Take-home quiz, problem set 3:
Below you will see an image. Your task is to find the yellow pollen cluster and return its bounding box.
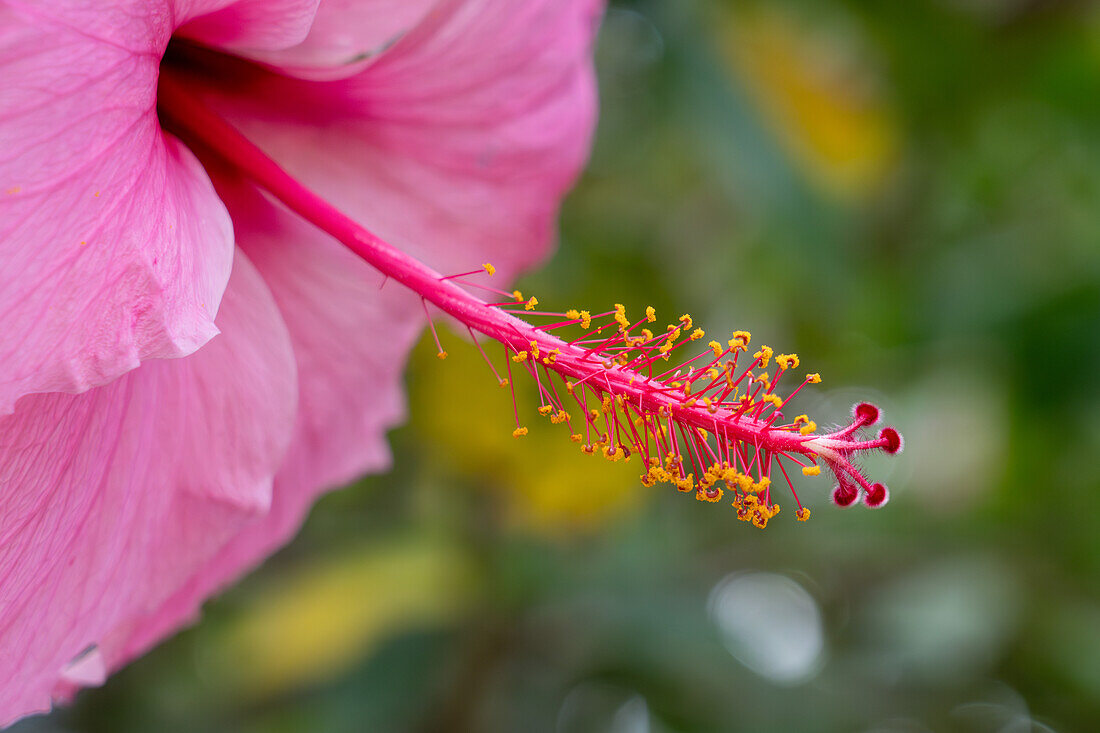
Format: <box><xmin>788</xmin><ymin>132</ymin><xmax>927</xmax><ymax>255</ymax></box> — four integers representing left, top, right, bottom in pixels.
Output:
<box><xmin>614</xmin><ymin>303</ymin><xmax>630</xmax><ymax>329</ymax></box>
<box><xmin>776</xmin><ymin>353</ymin><xmax>799</xmax><ymax>370</ymax></box>
<box><xmin>426</xmin><ymin>291</ymin><xmax>840</xmax><ymax>530</ymax></box>
<box><xmin>734</xmin><ymin>493</ymin><xmax>781</xmax><ymax>529</ymax></box>
<box><xmin>793</xmin><ymin>414</ymin><xmax>817</xmax><ymax>435</ymax></box>
<box><xmin>482</xmin><ymin>262</ymin><xmax>496</xmax><ymax>276</ymax></box>
<box><xmin>659</xmin><ymin>328</ymin><xmax>681</xmax><ymax>357</ymax></box>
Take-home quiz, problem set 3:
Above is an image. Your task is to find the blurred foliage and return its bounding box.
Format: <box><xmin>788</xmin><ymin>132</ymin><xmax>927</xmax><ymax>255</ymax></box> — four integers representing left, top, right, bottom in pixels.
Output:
<box><xmin>20</xmin><ymin>0</ymin><xmax>1100</xmax><ymax>731</ymax></box>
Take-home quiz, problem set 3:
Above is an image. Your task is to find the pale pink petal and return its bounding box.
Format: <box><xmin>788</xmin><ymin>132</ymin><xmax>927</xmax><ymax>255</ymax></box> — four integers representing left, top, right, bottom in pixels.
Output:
<box><xmin>111</xmin><ymin>0</ymin><xmax>601</xmax><ymax>668</ymax></box>
<box><xmin>242</xmin><ymin>0</ymin><xmax>439</xmax><ymax>79</ymax></box>
<box><xmin>0</xmin><ymin>251</ymin><xmax>297</xmax><ymax>725</ymax></box>
<box><xmin>175</xmin><ymin>0</ymin><xmax>321</xmax><ymax>52</ymax></box>
<box><xmin>103</xmin><ymin>179</ymin><xmax>423</xmax><ymax>669</ymax></box>
<box><xmin>0</xmin><ymin>4</ymin><xmax>232</xmax><ymax>414</ymax></box>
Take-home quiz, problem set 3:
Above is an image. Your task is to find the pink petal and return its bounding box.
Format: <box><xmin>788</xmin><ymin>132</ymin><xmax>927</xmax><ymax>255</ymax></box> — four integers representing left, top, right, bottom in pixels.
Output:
<box><xmin>103</xmin><ymin>179</ymin><xmax>424</xmax><ymax>671</ymax></box>
<box><xmin>110</xmin><ymin>0</ymin><xmax>601</xmax><ymax>672</ymax></box>
<box><xmin>176</xmin><ymin>0</ymin><xmax>321</xmax><ymax>52</ymax></box>
<box><xmin>0</xmin><ymin>4</ymin><xmax>233</xmax><ymax>414</ymax></box>
<box><xmin>240</xmin><ymin>0</ymin><xmax>439</xmax><ymax>79</ymax></box>
<box><xmin>0</xmin><ymin>251</ymin><xmax>297</xmax><ymax>725</ymax></box>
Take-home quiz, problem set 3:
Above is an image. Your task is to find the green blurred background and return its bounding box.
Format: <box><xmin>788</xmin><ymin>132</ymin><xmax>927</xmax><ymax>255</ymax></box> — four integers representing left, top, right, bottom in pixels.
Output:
<box><xmin>18</xmin><ymin>0</ymin><xmax>1100</xmax><ymax>730</ymax></box>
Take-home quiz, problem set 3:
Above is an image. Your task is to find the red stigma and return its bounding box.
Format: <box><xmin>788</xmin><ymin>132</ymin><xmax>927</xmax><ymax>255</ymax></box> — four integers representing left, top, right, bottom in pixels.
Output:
<box><xmin>863</xmin><ymin>483</ymin><xmax>889</xmax><ymax>508</ymax></box>
<box><xmin>854</xmin><ymin>402</ymin><xmax>880</xmax><ymax>426</ymax></box>
<box><xmin>832</xmin><ymin>484</ymin><xmax>859</xmax><ymax>507</ymax></box>
<box><xmin>879</xmin><ymin>427</ymin><xmax>902</xmax><ymax>454</ymax></box>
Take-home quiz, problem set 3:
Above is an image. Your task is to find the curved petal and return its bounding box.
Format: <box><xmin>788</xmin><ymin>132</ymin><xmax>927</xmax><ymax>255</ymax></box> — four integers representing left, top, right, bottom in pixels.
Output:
<box><xmin>114</xmin><ymin>0</ymin><xmax>602</xmax><ymax>669</ymax></box>
<box><xmin>0</xmin><ymin>4</ymin><xmax>233</xmax><ymax>414</ymax></box>
<box><xmin>175</xmin><ymin>0</ymin><xmax>321</xmax><ymax>52</ymax></box>
<box><xmin>187</xmin><ymin>0</ymin><xmax>601</xmax><ymax>279</ymax></box>
<box><xmin>102</xmin><ymin>178</ymin><xmax>424</xmax><ymax>671</ymax></box>
<box><xmin>0</xmin><ymin>251</ymin><xmax>297</xmax><ymax>725</ymax></box>
<box><xmin>241</xmin><ymin>0</ymin><xmax>440</xmax><ymax>79</ymax></box>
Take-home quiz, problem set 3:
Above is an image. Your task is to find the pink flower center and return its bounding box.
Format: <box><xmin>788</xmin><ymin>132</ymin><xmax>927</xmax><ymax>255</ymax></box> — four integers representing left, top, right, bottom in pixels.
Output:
<box><xmin>155</xmin><ymin>43</ymin><xmax>901</xmax><ymax>528</ymax></box>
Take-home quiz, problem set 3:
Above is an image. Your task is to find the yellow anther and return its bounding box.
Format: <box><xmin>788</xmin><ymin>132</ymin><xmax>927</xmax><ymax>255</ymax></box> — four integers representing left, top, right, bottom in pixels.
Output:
<box><xmin>512</xmin><ymin>427</ymin><xmax>528</xmax><ymax>438</ymax></box>
<box><xmin>807</xmin><ymin>373</ymin><xmax>822</xmax><ymax>384</ymax></box>
<box><xmin>753</xmin><ymin>345</ymin><xmax>773</xmax><ymax>367</ymax></box>
<box><xmin>529</xmin><ymin>341</ymin><xmax>540</xmax><ymax>359</ymax></box>
<box><xmin>538</xmin><ymin>405</ymin><xmax>554</xmax><ymax>416</ymax></box>
<box><xmin>525</xmin><ymin>296</ymin><xmax>538</xmax><ymax>311</ymax></box>
<box><xmin>589</xmin><ymin>409</ymin><xmax>600</xmax><ymax>421</ymax></box>
<box><xmin>730</xmin><ymin>330</ymin><xmax>751</xmax><ymax>349</ymax></box>
<box><xmin>602</xmin><ymin>445</ymin><xmax>624</xmax><ymax>462</ymax></box>
<box><xmin>752</xmin><ymin>477</ymin><xmax>771</xmax><ymax>494</ymax></box>
<box><xmin>641</xmin><ymin>328</ymin><xmax>653</xmax><ymax>341</ymax></box>
<box><xmin>512</xmin><ymin>290</ymin><xmax>524</xmax><ymax>302</ymax></box>
<box><xmin>601</xmin><ymin>395</ymin><xmax>612</xmax><ymax>411</ymax></box>
<box><xmin>697</xmin><ymin>487</ymin><xmax>724</xmax><ymax>503</ymax></box>
<box><xmin>511</xmin><ymin>351</ymin><xmax>528</xmax><ymax>363</ymax></box>
<box><xmin>566</xmin><ymin>308</ymin><xmax>580</xmax><ymax>320</ymax></box>
<box><xmin>754</xmin><ymin>372</ymin><xmax>771</xmax><ymax>388</ymax></box>
<box><xmin>580</xmin><ymin>444</ymin><xmax>596</xmax><ymax>455</ymax></box>
<box><xmin>645</xmin><ymin>306</ymin><xmax>656</xmax><ymax>322</ymax></box>
<box><xmin>565</xmin><ymin>381</ymin><xmax>575</xmax><ymax>394</ymax></box>
<box><xmin>580</xmin><ymin>310</ymin><xmax>592</xmax><ymax>329</ymax></box>
<box><xmin>708</xmin><ymin>340</ymin><xmax>724</xmax><ymax>358</ymax></box>
<box><xmin>802</xmin><ymin>465</ymin><xmax>821</xmax><ymax>476</ymax></box>
<box><xmin>776</xmin><ymin>353</ymin><xmax>799</xmax><ymax>370</ymax></box>
<box><xmin>551</xmin><ymin>410</ymin><xmax>569</xmax><ymax>424</ymax></box>
<box><xmin>793</xmin><ymin>414</ymin><xmax>811</xmax><ymax>427</ymax></box>
<box><xmin>762</xmin><ymin>393</ymin><xmax>783</xmax><ymax>409</ymax></box>
<box><xmin>796</xmin><ymin>507</ymin><xmax>811</xmax><ymax>522</ymax></box>
<box><xmin>498</xmin><ymin>378</ymin><xmax>509</xmax><ymax>388</ymax></box>
<box><xmin>436</xmin><ymin>351</ymin><xmax>448</xmax><ymax>360</ymax></box>
<box><xmin>679</xmin><ymin>314</ymin><xmax>693</xmax><ymax>330</ymax></box>
<box><xmin>570</xmin><ymin>433</ymin><xmax>583</xmax><ymax>443</ymax></box>
<box><xmin>614</xmin><ymin>303</ymin><xmax>630</xmax><ymax>329</ymax></box>
<box><xmin>799</xmin><ymin>420</ymin><xmax>818</xmax><ymax>436</ymax></box>
<box><xmin>482</xmin><ymin>262</ymin><xmax>496</xmax><ymax>276</ymax></box>
<box><xmin>690</xmin><ymin>328</ymin><xmax>705</xmax><ymax>341</ymax></box>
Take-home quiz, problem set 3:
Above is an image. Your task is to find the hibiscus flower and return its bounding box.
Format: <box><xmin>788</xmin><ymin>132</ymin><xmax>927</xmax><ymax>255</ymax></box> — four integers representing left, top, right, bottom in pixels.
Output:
<box><xmin>0</xmin><ymin>0</ymin><xmax>601</xmax><ymax>723</ymax></box>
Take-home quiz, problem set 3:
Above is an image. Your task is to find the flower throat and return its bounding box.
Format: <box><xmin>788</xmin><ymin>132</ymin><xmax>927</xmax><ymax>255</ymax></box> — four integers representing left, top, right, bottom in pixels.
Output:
<box><xmin>157</xmin><ymin>70</ymin><xmax>901</xmax><ymax>529</ymax></box>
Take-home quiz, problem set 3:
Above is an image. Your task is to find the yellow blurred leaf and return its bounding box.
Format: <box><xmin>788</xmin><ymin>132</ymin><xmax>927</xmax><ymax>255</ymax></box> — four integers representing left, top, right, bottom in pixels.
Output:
<box><xmin>720</xmin><ymin>5</ymin><xmax>899</xmax><ymax>199</ymax></box>
<box><xmin>206</xmin><ymin>533</ymin><xmax>476</xmax><ymax>698</ymax></box>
